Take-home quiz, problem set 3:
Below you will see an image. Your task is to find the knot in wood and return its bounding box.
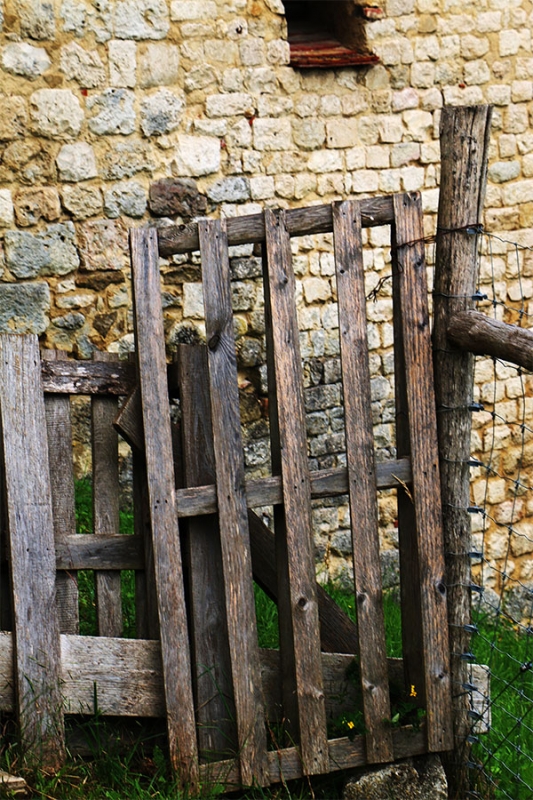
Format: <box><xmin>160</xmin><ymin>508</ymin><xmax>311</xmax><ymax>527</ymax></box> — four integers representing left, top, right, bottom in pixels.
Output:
<box><xmin>208</xmin><ymin>333</ymin><xmax>221</xmax><ymax>351</ymax></box>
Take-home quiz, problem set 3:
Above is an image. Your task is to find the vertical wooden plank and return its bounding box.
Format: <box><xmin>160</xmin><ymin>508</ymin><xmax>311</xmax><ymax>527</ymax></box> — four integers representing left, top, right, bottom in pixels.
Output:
<box><xmin>391</xmin><ymin>224</ymin><xmax>427</xmax><ymax>713</ymax></box>
<box><xmin>129</xmin><ymin>228</ymin><xmax>198</xmax><ymax>785</ymax></box>
<box><xmin>0</xmin><ymin>334</ymin><xmax>65</xmax><ymax>767</ymax></box>
<box><xmin>263</xmin><ymin>209</ymin><xmax>328</xmax><ymax>775</ymax></box>
<box><xmin>198</xmin><ymin>219</ymin><xmax>268</xmax><ymax>787</ymax></box>
<box><xmin>332</xmin><ymin>200</ymin><xmax>393</xmax><ymax>763</ymax></box>
<box><xmin>92</xmin><ymin>351</ymin><xmax>122</xmax><ymax>638</ymax></box>
<box><xmin>177</xmin><ymin>344</ymin><xmax>237</xmax><ymax>762</ymax></box>
<box><xmin>392</xmin><ymin>192</ymin><xmax>453</xmax><ymax>752</ymax></box>
<box><xmin>433</xmin><ymin>104</ymin><xmax>492</xmax><ymax>796</ymax></box>
<box><xmin>43</xmin><ymin>350</ymin><xmax>79</xmax><ymax>635</ymax></box>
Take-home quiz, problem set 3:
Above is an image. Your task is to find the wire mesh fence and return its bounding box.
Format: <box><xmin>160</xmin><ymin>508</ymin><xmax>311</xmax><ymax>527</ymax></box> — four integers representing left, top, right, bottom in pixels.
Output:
<box><xmin>458</xmin><ymin>230</ymin><xmax>533</xmax><ymax>800</ymax></box>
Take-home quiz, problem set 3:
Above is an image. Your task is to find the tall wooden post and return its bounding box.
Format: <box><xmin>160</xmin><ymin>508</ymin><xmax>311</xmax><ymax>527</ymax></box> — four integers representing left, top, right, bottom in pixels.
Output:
<box><xmin>433</xmin><ymin>105</ymin><xmax>492</xmax><ymax>794</ymax></box>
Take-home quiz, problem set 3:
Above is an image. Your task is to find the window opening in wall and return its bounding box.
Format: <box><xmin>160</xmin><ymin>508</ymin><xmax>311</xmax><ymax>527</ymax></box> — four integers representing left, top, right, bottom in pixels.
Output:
<box><xmin>284</xmin><ymin>1</ymin><xmax>380</xmax><ymax>69</ymax></box>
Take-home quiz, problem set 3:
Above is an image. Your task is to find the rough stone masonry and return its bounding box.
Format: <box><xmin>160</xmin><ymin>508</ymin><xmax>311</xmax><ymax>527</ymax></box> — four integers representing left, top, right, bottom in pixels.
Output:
<box><xmin>1</xmin><ymin>0</ymin><xmax>533</xmax><ymax>599</ymax></box>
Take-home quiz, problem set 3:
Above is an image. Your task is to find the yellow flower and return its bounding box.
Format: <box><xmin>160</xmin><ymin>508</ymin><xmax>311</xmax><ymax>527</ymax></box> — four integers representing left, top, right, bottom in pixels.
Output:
<box><xmin>410</xmin><ymin>685</ymin><xmax>417</xmax><ymax>698</ymax></box>
<box><xmin>346</xmin><ymin>720</ymin><xmax>355</xmax><ymax>729</ymax></box>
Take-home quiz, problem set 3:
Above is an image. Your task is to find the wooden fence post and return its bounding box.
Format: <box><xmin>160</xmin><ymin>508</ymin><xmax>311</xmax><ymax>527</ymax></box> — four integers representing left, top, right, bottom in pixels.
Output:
<box><xmin>432</xmin><ymin>104</ymin><xmax>492</xmax><ymax>794</ymax></box>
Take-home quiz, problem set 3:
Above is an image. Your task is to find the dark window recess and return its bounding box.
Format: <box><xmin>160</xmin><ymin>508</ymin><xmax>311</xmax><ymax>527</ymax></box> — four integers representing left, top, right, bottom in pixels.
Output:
<box><xmin>284</xmin><ymin>1</ymin><xmax>380</xmax><ymax>69</ymax></box>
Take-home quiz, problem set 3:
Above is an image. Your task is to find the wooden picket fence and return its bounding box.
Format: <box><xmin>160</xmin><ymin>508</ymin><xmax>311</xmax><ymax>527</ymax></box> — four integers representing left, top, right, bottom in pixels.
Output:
<box><xmin>0</xmin><ymin>192</ymin><xmax>453</xmax><ymax>790</ymax></box>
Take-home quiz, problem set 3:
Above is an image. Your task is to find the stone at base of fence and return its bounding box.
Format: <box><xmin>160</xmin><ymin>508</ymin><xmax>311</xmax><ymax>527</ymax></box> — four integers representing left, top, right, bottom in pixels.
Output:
<box><xmin>343</xmin><ymin>754</ymin><xmax>447</xmax><ymax>800</ymax></box>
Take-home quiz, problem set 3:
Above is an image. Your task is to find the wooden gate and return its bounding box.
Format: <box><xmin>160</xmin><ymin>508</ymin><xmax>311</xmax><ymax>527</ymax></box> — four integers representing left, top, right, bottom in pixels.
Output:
<box><xmin>0</xmin><ymin>192</ymin><xmax>452</xmax><ymax>790</ymax></box>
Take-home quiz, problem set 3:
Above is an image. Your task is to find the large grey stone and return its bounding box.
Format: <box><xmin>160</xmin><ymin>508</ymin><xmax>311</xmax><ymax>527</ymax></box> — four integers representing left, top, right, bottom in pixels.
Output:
<box><xmin>60</xmin><ymin>41</ymin><xmax>105</xmax><ymax>87</ymax></box>
<box><xmin>87</xmin><ymin>89</ymin><xmax>136</xmax><ymax>135</ymax></box>
<box><xmin>5</xmin><ymin>223</ymin><xmax>79</xmax><ymax>278</ymax></box>
<box><xmin>59</xmin><ymin>0</ymin><xmax>87</xmax><ymax>36</ymax></box>
<box><xmin>61</xmin><ymin>185</ymin><xmax>103</xmax><ymax>219</ymax></box>
<box><xmin>140</xmin><ymin>89</ymin><xmax>184</xmax><ymax>136</ymax></box>
<box><xmin>113</xmin><ymin>0</ymin><xmax>169</xmax><ymax>40</ymax></box>
<box><xmin>30</xmin><ymin>89</ymin><xmax>84</xmax><ymax>139</ymax></box>
<box><xmin>206</xmin><ymin>177</ymin><xmax>250</xmax><ymax>203</ymax></box>
<box><xmin>56</xmin><ymin>142</ymin><xmax>98</xmax><ymax>182</ymax></box>
<box><xmin>343</xmin><ymin>756</ymin><xmax>447</xmax><ymax>800</ymax></box>
<box><xmin>101</xmin><ymin>140</ymin><xmax>154</xmax><ymax>180</ymax></box>
<box><xmin>104</xmin><ymin>180</ymin><xmax>147</xmax><ymax>218</ymax></box>
<box><xmin>19</xmin><ymin>0</ymin><xmax>56</xmax><ymax>40</ymax></box>
<box><xmin>1</xmin><ymin>42</ymin><xmax>51</xmax><ymax>79</ymax></box>
<box><xmin>0</xmin><ymin>283</ymin><xmax>50</xmax><ymax>334</ymax></box>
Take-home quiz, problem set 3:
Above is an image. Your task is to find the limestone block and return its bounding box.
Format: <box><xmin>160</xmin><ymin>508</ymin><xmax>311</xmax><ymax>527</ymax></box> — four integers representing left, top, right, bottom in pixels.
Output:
<box><xmin>391</xmin><ymin>142</ymin><xmax>420</xmax><ymax>167</ymax></box>
<box><xmin>266</xmin><ymin>39</ymin><xmax>290</xmax><ymax>65</ymax></box>
<box><xmin>78</xmin><ymin>218</ymin><xmax>129</xmax><ymax>271</ymax></box>
<box><xmin>60</xmin><ymin>41</ymin><xmax>105</xmax><ymax>87</ymax></box>
<box><xmin>231</xmin><ymin>282</ymin><xmax>256</xmax><ymax>311</ymax></box>
<box><xmin>512</xmin><ymin>80</ymin><xmax>533</xmax><ymax>103</ymax></box>
<box><xmin>403</xmin><ymin>109</ymin><xmax>433</xmax><ymax>142</ymax></box>
<box><xmin>149</xmin><ymin>178</ymin><xmax>207</xmax><ymax>219</ymax></box>
<box><xmin>207</xmin><ymin>177</ymin><xmax>249</xmax><ymax>203</ymax></box>
<box><xmin>411</xmin><ymin>61</ymin><xmax>435</xmax><ymax>88</ymax></box>
<box><xmin>109</xmin><ymin>40</ymin><xmax>136</xmax><ymax>88</ymax></box>
<box><xmin>295</xmin><ymin>94</ymin><xmax>319</xmax><ymax>118</ymax></box>
<box><xmin>386</xmin><ymin>0</ymin><xmax>415</xmax><ymax>16</ymax></box>
<box><xmin>500</xmin><ymin>29</ymin><xmax>520</xmax><ymax>58</ymax></box>
<box><xmin>206</xmin><ymin>93</ymin><xmax>255</xmax><ymax>118</ymax></box>
<box><xmin>326</xmin><ymin>119</ymin><xmax>358</xmax><ymax>149</ymax></box>
<box><xmin>56</xmin><ymin>292</ymin><xmax>94</xmax><ymax>309</ymax></box>
<box><xmin>461</xmin><ymin>34</ymin><xmax>489</xmax><ymax>60</ymax></box>
<box><xmin>366</xmin><ymin>146</ymin><xmax>390</xmax><ymax>169</ymax></box>
<box><xmin>59</xmin><ymin>0</ymin><xmax>87</xmax><ymax>36</ymax></box>
<box><xmin>274</xmin><ymin>174</ymin><xmax>294</xmax><ymax>198</ymax></box>
<box><xmin>303</xmin><ymin>278</ymin><xmax>331</xmax><ymax>304</ymax></box>
<box><xmin>19</xmin><ymin>0</ymin><xmax>56</xmax><ymax>40</ymax></box>
<box><xmin>104</xmin><ymin>181</ymin><xmax>147</xmax><ymax>218</ymax></box>
<box><xmin>352</xmin><ymin>169</ymin><xmax>379</xmax><ymax>193</ymax></box>
<box><xmin>292</xmin><ymin>119</ymin><xmax>325</xmax><ymax>150</ymax></box>
<box><xmin>56</xmin><ymin>142</ymin><xmax>98</xmax><ymax>181</ymax></box>
<box><xmin>88</xmin><ymin>89</ymin><xmax>136</xmax><ymax>135</ymax></box>
<box><xmin>487</xmin><ymin>84</ymin><xmax>511</xmax><ymax>106</ymax></box>
<box><xmin>227</xmin><ymin>118</ymin><xmax>252</xmax><ymax>148</ymax></box>
<box><xmin>239</xmin><ymin>37</ymin><xmax>266</xmax><ymax>66</ymax></box>
<box><xmin>53</xmin><ymin>311</ymin><xmax>86</xmax><ymax>329</ymax></box>
<box><xmin>0</xmin><ymin>97</ymin><xmax>27</xmax><ymax>141</ymax></box>
<box><xmin>172</xmin><ymin>134</ymin><xmax>220</xmax><ymax>176</ymax></box>
<box><xmin>477</xmin><ymin>11</ymin><xmax>502</xmax><ymax>33</ymax></box>
<box><xmin>114</xmin><ymin>0</ymin><xmax>169</xmax><ymax>39</ymax></box>
<box><xmin>184</xmin><ymin>64</ymin><xmax>217</xmax><ymax>92</ymax></box>
<box><xmin>1</xmin><ymin>42</ymin><xmax>51</xmax><ymax>80</ymax></box>
<box><xmin>101</xmin><ymin>140</ymin><xmax>154</xmax><ymax>180</ymax></box>
<box><xmin>139</xmin><ymin>44</ymin><xmax>180</xmax><ymax>87</ymax></box>
<box><xmin>504</xmin><ymin>104</ymin><xmax>529</xmax><ymax>135</ymax></box>
<box><xmin>244</xmin><ymin>67</ymin><xmax>278</xmax><ymax>94</ymax></box>
<box><xmin>253</xmin><ymin>118</ymin><xmax>292</xmax><ymax>151</ymax></box>
<box><xmin>170</xmin><ymin>1</ymin><xmax>217</xmax><ymax>21</ymax></box>
<box><xmin>140</xmin><ymin>89</ymin><xmax>184</xmax><ymax>136</ymax></box>
<box><xmin>0</xmin><ymin>283</ymin><xmax>50</xmax><ymax>334</ymax></box>
<box><xmin>392</xmin><ymin>87</ymin><xmax>419</xmax><ymax>112</ymax></box>
<box><xmin>0</xmin><ymin>191</ymin><xmax>14</xmax><ymax>227</ymax></box>
<box><xmin>14</xmin><ymin>186</ymin><xmax>61</xmax><ymax>226</ymax></box>
<box><xmin>378</xmin><ymin>115</ymin><xmax>403</xmax><ymax>143</ymax></box>
<box><xmin>30</xmin><ymin>89</ymin><xmax>84</xmax><ymax>139</ymax></box>
<box><xmin>256</xmin><ymin>95</ymin><xmax>293</xmax><ymax>117</ymax></box>
<box><xmin>464</xmin><ymin>59</ymin><xmax>491</xmax><ymax>85</ymax></box>
<box><xmin>379</xmin><ymin>169</ymin><xmax>401</xmax><ymax>193</ymax></box>
<box><xmin>183</xmin><ymin>282</ymin><xmax>204</xmax><ymax>318</ymax></box>
<box><xmin>61</xmin><ymin>185</ymin><xmax>103</xmax><ymax>219</ymax></box>
<box><xmin>346</xmin><ymin>147</ymin><xmax>366</xmax><ymax>170</ymax></box>
<box><xmin>414</xmin><ymin>34</ymin><xmax>440</xmax><ymax>62</ymax></box>
<box><xmin>488</xmin><ymin>161</ymin><xmax>521</xmax><ymax>183</ymax></box>
<box><xmin>5</xmin><ymin>223</ymin><xmax>79</xmax><ymax>278</ymax></box>
<box><xmin>400</xmin><ymin>166</ymin><xmax>425</xmax><ymax>191</ymax></box>
<box><xmin>308</xmin><ymin>150</ymin><xmax>343</xmax><ymax>173</ymax></box>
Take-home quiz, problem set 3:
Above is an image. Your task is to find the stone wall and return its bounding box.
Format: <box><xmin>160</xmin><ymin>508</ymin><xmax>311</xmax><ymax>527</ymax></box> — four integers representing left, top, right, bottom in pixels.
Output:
<box><xmin>0</xmin><ymin>0</ymin><xmax>532</xmax><ymax>594</ymax></box>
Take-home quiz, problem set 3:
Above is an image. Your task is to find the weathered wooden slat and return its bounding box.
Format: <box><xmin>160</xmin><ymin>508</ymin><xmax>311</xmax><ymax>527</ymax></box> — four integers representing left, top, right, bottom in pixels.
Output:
<box><xmin>199</xmin><ymin>218</ymin><xmax>268</xmax><ymax>786</ymax></box>
<box><xmin>158</xmin><ymin>196</ymin><xmax>394</xmax><ymax>256</ymax></box>
<box><xmin>333</xmin><ymin>200</ymin><xmax>393</xmax><ymax>763</ymax></box>
<box><xmin>264</xmin><ymin>208</ymin><xmax>328</xmax><ymax>775</ymax></box>
<box><xmin>92</xmin><ymin>351</ymin><xmax>123</xmax><ymax>638</ymax></box>
<box><xmin>392</xmin><ymin>221</ymin><xmax>427</xmax><ymax>714</ymax></box>
<box><xmin>392</xmin><ymin>193</ymin><xmax>453</xmax><ymax>752</ymax></box>
<box><xmin>176</xmin><ymin>459</ymin><xmax>410</xmax><ymax>518</ymax></box>
<box><xmin>0</xmin><ymin>335</ymin><xmax>65</xmax><ymax>767</ymax></box>
<box><xmin>0</xmin><ymin>631</ymin><xmax>406</xmax><ymax>724</ymax></box>
<box><xmin>132</xmin><ymin>448</ymin><xmax>160</xmax><ymax>640</ymax></box>
<box><xmin>41</xmin><ymin>358</ymin><xmax>136</xmax><ymax>395</ymax></box>
<box><xmin>202</xmin><ymin>728</ymin><xmax>426</xmax><ymax>790</ymax></box>
<box><xmin>447</xmin><ymin>309</ymin><xmax>533</xmax><ymax>370</ymax></box>
<box><xmin>130</xmin><ymin>227</ymin><xmax>198</xmax><ymax>784</ymax></box>
<box><xmin>43</xmin><ymin>350</ymin><xmax>79</xmax><ymax>635</ymax></box>
<box><xmin>55</xmin><ymin>534</ymin><xmax>143</xmax><ymax>570</ymax></box>
<box><xmin>178</xmin><ymin>344</ymin><xmax>237</xmax><ymax>761</ymax></box>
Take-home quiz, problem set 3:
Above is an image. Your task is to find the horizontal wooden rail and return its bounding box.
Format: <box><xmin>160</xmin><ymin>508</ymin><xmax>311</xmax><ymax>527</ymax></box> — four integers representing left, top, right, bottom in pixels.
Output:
<box><xmin>447</xmin><ymin>310</ymin><xmax>533</xmax><ymax>371</ymax></box>
<box><xmin>158</xmin><ymin>196</ymin><xmax>394</xmax><ymax>257</ymax></box>
<box><xmin>55</xmin><ymin>458</ymin><xmax>411</xmax><ymax>571</ymax></box>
